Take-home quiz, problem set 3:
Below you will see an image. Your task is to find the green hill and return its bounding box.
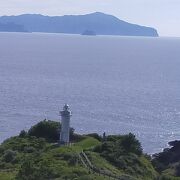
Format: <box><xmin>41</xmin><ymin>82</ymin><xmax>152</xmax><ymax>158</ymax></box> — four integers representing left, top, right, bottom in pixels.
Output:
<box><xmin>0</xmin><ymin>120</ymin><xmax>158</xmax><ymax>180</ymax></box>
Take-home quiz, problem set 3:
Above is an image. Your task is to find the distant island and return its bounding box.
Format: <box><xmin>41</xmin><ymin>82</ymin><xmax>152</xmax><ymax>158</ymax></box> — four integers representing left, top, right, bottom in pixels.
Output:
<box><xmin>0</xmin><ymin>12</ymin><xmax>158</xmax><ymax>37</ymax></box>
<box><xmin>81</xmin><ymin>30</ymin><xmax>96</xmax><ymax>36</ymax></box>
<box><xmin>0</xmin><ymin>22</ymin><xmax>27</xmax><ymax>32</ymax></box>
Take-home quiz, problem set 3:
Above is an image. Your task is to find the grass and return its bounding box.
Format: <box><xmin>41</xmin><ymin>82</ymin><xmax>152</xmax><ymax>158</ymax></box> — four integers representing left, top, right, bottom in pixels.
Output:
<box><xmin>0</xmin><ymin>134</ymin><xmax>158</xmax><ymax>180</ymax></box>
<box><xmin>0</xmin><ymin>172</ymin><xmax>16</xmax><ymax>180</ymax></box>
<box><xmin>74</xmin><ymin>136</ymin><xmax>101</xmax><ymax>150</ymax></box>
<box><xmin>0</xmin><ymin>135</ymin><xmax>104</xmax><ymax>179</ymax></box>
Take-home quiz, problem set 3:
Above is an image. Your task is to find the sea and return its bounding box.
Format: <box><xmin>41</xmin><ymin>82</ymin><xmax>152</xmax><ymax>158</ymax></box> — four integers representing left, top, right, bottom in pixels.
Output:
<box><xmin>0</xmin><ymin>32</ymin><xmax>180</xmax><ymax>154</ymax></box>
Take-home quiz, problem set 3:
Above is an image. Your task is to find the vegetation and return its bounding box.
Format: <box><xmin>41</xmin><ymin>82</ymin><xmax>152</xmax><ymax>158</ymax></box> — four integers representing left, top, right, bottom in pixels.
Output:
<box><xmin>1</xmin><ymin>119</ymin><xmax>180</xmax><ymax>179</ymax></box>
<box><xmin>27</xmin><ymin>120</ymin><xmax>81</xmax><ymax>143</ymax></box>
<box><xmin>93</xmin><ymin>133</ymin><xmax>157</xmax><ymax>179</ymax></box>
<box><xmin>153</xmin><ymin>140</ymin><xmax>180</xmax><ymax>179</ymax></box>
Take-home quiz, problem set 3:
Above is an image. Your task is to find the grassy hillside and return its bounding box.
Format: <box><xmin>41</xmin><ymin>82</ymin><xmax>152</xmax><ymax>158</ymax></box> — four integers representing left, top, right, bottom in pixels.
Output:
<box><xmin>0</xmin><ymin>120</ymin><xmax>158</xmax><ymax>180</ymax></box>
<box><xmin>0</xmin><ymin>135</ymin><xmax>104</xmax><ymax>180</ymax></box>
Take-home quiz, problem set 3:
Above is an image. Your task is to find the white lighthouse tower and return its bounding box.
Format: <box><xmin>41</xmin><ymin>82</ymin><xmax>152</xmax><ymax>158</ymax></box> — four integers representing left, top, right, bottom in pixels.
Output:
<box><xmin>60</xmin><ymin>104</ymin><xmax>72</xmax><ymax>145</ymax></box>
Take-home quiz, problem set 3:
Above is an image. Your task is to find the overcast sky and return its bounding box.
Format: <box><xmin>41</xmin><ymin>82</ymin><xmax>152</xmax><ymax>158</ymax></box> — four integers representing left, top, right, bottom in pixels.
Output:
<box><xmin>0</xmin><ymin>0</ymin><xmax>180</xmax><ymax>37</ymax></box>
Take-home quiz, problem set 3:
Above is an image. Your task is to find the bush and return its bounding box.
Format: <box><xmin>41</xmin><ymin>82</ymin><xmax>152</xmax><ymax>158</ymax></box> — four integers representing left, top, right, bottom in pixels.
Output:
<box><xmin>93</xmin><ymin>144</ymin><xmax>103</xmax><ymax>153</ymax></box>
<box><xmin>19</xmin><ymin>130</ymin><xmax>28</xmax><ymax>138</ymax></box>
<box><xmin>175</xmin><ymin>163</ymin><xmax>180</xmax><ymax>176</ymax></box>
<box><xmin>2</xmin><ymin>150</ymin><xmax>16</xmax><ymax>163</ymax></box>
<box><xmin>153</xmin><ymin>140</ymin><xmax>180</xmax><ymax>173</ymax></box>
<box><xmin>28</xmin><ymin>120</ymin><xmax>77</xmax><ymax>143</ymax></box>
<box><xmin>93</xmin><ymin>133</ymin><xmax>145</xmax><ymax>175</ymax></box>
<box><xmin>28</xmin><ymin>120</ymin><xmax>60</xmax><ymax>142</ymax></box>
<box><xmin>95</xmin><ymin>133</ymin><xmax>142</xmax><ymax>156</ymax></box>
<box><xmin>16</xmin><ymin>159</ymin><xmax>56</xmax><ymax>180</ymax></box>
<box><xmin>120</xmin><ymin>133</ymin><xmax>142</xmax><ymax>155</ymax></box>
<box><xmin>0</xmin><ymin>146</ymin><xmax>5</xmax><ymax>154</ymax></box>
<box><xmin>24</xmin><ymin>146</ymin><xmax>36</xmax><ymax>153</ymax></box>
<box><xmin>68</xmin><ymin>155</ymin><xmax>79</xmax><ymax>166</ymax></box>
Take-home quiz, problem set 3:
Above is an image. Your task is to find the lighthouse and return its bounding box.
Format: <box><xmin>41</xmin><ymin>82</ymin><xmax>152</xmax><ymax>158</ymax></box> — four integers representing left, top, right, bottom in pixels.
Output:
<box><xmin>60</xmin><ymin>104</ymin><xmax>72</xmax><ymax>145</ymax></box>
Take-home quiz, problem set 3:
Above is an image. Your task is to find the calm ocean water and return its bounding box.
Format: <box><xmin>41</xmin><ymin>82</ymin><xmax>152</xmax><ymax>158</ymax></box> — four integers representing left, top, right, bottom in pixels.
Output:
<box><xmin>0</xmin><ymin>32</ymin><xmax>180</xmax><ymax>153</ymax></box>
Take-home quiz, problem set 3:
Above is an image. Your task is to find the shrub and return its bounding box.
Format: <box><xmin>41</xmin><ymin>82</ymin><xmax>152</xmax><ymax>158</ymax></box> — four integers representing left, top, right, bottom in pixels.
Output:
<box><xmin>24</xmin><ymin>146</ymin><xmax>36</xmax><ymax>153</ymax></box>
<box><xmin>0</xmin><ymin>146</ymin><xmax>5</xmax><ymax>154</ymax></box>
<box><xmin>0</xmin><ymin>162</ymin><xmax>6</xmax><ymax>169</ymax></box>
<box><xmin>28</xmin><ymin>120</ymin><xmax>60</xmax><ymax>142</ymax></box>
<box><xmin>19</xmin><ymin>130</ymin><xmax>28</xmax><ymax>138</ymax></box>
<box><xmin>153</xmin><ymin>140</ymin><xmax>180</xmax><ymax>173</ymax></box>
<box><xmin>95</xmin><ymin>133</ymin><xmax>142</xmax><ymax>156</ymax></box>
<box><xmin>16</xmin><ymin>159</ymin><xmax>56</xmax><ymax>180</ymax></box>
<box><xmin>28</xmin><ymin>120</ymin><xmax>77</xmax><ymax>143</ymax></box>
<box><xmin>70</xmin><ymin>133</ymin><xmax>84</xmax><ymax>142</ymax></box>
<box><xmin>120</xmin><ymin>133</ymin><xmax>142</xmax><ymax>155</ymax></box>
<box><xmin>68</xmin><ymin>155</ymin><xmax>79</xmax><ymax>166</ymax></box>
<box><xmin>93</xmin><ymin>144</ymin><xmax>103</xmax><ymax>153</ymax></box>
<box><xmin>175</xmin><ymin>163</ymin><xmax>180</xmax><ymax>176</ymax></box>
<box><xmin>2</xmin><ymin>150</ymin><xmax>16</xmax><ymax>163</ymax></box>
<box><xmin>93</xmin><ymin>133</ymin><xmax>145</xmax><ymax>175</ymax></box>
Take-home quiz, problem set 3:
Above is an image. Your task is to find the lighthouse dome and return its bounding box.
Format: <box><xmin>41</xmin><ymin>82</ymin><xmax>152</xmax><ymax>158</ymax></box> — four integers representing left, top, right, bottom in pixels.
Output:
<box><xmin>63</xmin><ymin>104</ymin><xmax>69</xmax><ymax>111</ymax></box>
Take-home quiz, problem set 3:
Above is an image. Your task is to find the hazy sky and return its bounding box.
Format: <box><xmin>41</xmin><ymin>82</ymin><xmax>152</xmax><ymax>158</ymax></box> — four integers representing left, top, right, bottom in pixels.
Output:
<box><xmin>0</xmin><ymin>0</ymin><xmax>180</xmax><ymax>37</ymax></box>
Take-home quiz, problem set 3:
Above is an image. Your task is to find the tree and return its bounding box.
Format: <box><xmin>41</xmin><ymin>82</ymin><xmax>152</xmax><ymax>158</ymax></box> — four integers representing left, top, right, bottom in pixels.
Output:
<box><xmin>28</xmin><ymin>120</ymin><xmax>60</xmax><ymax>142</ymax></box>
<box><xmin>28</xmin><ymin>120</ymin><xmax>76</xmax><ymax>142</ymax></box>
<box><xmin>94</xmin><ymin>133</ymin><xmax>143</xmax><ymax>169</ymax></box>
<box><xmin>3</xmin><ymin>149</ymin><xmax>16</xmax><ymax>163</ymax></box>
<box><xmin>120</xmin><ymin>133</ymin><xmax>142</xmax><ymax>155</ymax></box>
<box><xmin>19</xmin><ymin>130</ymin><xmax>28</xmax><ymax>138</ymax></box>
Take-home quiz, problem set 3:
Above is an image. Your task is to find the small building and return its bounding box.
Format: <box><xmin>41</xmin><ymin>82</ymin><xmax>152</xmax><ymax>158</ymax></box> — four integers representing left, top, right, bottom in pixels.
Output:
<box><xmin>59</xmin><ymin>104</ymin><xmax>72</xmax><ymax>145</ymax></box>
